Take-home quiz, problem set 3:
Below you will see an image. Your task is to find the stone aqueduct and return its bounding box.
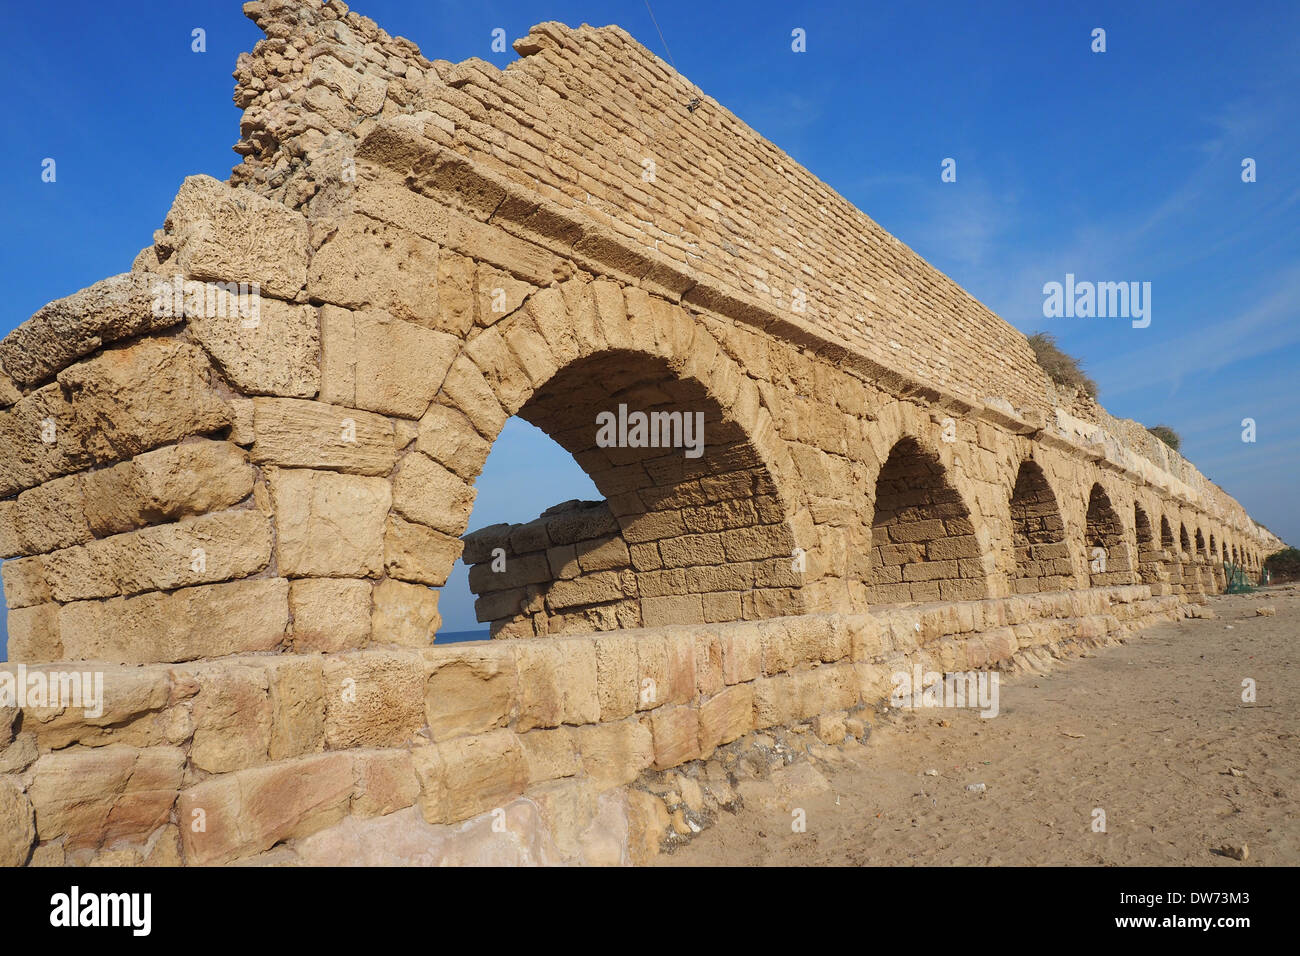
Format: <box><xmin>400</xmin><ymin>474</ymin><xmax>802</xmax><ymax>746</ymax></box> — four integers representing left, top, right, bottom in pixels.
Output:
<box><xmin>0</xmin><ymin>1</ymin><xmax>1282</xmax><ymax>866</ymax></box>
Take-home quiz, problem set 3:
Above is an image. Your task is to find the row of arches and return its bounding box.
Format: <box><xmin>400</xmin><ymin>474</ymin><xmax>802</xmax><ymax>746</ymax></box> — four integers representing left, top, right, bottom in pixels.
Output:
<box><xmin>859</xmin><ymin>442</ymin><xmax>1264</xmax><ymax>608</ymax></box>
<box><xmin>445</xmin><ymin>277</ymin><xmax>1266</xmax><ymax>632</ymax></box>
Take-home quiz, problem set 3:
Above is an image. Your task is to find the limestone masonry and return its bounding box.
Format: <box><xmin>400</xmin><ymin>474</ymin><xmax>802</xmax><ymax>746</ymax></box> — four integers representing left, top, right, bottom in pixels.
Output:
<box><xmin>0</xmin><ymin>0</ymin><xmax>1282</xmax><ymax>866</ymax></box>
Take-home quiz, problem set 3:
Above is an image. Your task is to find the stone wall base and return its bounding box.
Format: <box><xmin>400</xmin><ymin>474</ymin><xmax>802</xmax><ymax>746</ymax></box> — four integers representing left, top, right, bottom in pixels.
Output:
<box><xmin>2</xmin><ymin>584</ymin><xmax>1189</xmax><ymax>867</ymax></box>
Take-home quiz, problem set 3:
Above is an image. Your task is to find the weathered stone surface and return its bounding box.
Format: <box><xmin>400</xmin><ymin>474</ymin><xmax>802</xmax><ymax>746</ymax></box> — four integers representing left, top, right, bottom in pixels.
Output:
<box><xmin>5</xmin><ymin>476</ymin><xmax>91</xmax><ymax>555</ymax></box>
<box><xmin>0</xmin><ymin>272</ymin><xmax>183</xmax><ymax>388</ymax></box>
<box><xmin>0</xmin><ymin>341</ymin><xmax>231</xmax><ymax>498</ymax></box>
<box><xmin>515</xmin><ymin>638</ymin><xmax>600</xmax><ymax>731</ymax></box>
<box><xmin>161</xmin><ymin>174</ymin><xmax>310</xmax><ymax>299</ymax></box>
<box><xmin>435</xmin><ymin>355</ymin><xmax>507</xmax><ymax>439</ymax></box>
<box><xmin>423</xmin><ymin>644</ymin><xmax>515</xmax><ymax>740</ymax></box>
<box><xmin>28</xmin><ymin>745</ymin><xmax>184</xmax><ymax>849</ymax></box>
<box><xmin>414</xmin><ymin>729</ymin><xmax>528</xmax><ymax>824</ymax></box>
<box><xmin>323</xmin><ymin>651</ymin><xmax>427</xmax><ymax>749</ymax></box>
<box><xmin>4</xmin><ymin>663</ymin><xmax>173</xmax><ymax>750</ymax></box>
<box><xmin>0</xmin><ymin>359</ymin><xmax>21</xmax><ymax>408</ymax></box>
<box><xmin>436</xmin><ymin>251</ymin><xmax>477</xmax><ymax>335</ymax></box>
<box><xmin>391</xmin><ymin>451</ymin><xmax>476</xmax><ymax>535</ymax></box>
<box><xmin>6</xmin><ymin>603</ymin><xmax>61</xmax><ymax>661</ymax></box>
<box><xmin>352</xmin><ymin>749</ymin><xmax>421</xmax><ymax>818</ymax></box>
<box><xmin>594</xmin><ymin>632</ymin><xmax>639</xmax><ymax>721</ymax></box>
<box><xmin>572</xmin><ymin>719</ymin><xmax>655</xmax><ymax>788</ymax></box>
<box><xmin>2</xmin><ymin>556</ymin><xmax>50</xmax><ymax>609</ymax></box>
<box><xmin>56</xmin><ymin>339</ymin><xmax>232</xmax><ymax>465</ymax></box>
<box><xmin>186</xmin><ymin>289</ymin><xmax>320</xmax><ymax>397</ymax></box>
<box><xmin>317</xmin><ymin>307</ymin><xmax>458</xmax><ymax>418</ymax></box>
<box><xmin>57</xmin><ymin>578</ymin><xmax>289</xmax><ymax>663</ymax></box>
<box><xmin>0</xmin><ymin>778</ymin><xmax>36</xmax><ymax>867</ymax></box>
<box><xmin>415</xmin><ymin>403</ymin><xmax>491</xmax><ymax>480</ymax></box>
<box><xmin>525</xmin><ymin>777</ymin><xmax>602</xmax><ymax>862</ymax></box>
<box><xmin>42</xmin><ymin>509</ymin><xmax>273</xmax><ymax>600</ymax></box>
<box><xmin>384</xmin><ymin>515</ymin><xmax>463</xmax><ymax>586</ymax></box>
<box><xmin>290</xmin><ymin>578</ymin><xmax>372</xmax><ymax>652</ymax></box>
<box><xmin>649</xmin><ymin>705</ymin><xmax>701</xmax><ymax>769</ymax></box>
<box><xmin>0</xmin><ymin>500</ymin><xmax>18</xmax><ymax>559</ymax></box>
<box><xmin>625</xmin><ymin>788</ymin><xmax>670</xmax><ymax>865</ymax></box>
<box><xmin>178</xmin><ymin>752</ymin><xmax>354</xmax><ymax>864</ymax></box>
<box><xmin>718</xmin><ymin>623</ymin><xmax>763</xmax><ymax>685</ymax></box>
<box><xmin>371</xmin><ymin>578</ymin><xmax>441</xmax><ymax>647</ymax></box>
<box><xmin>81</xmin><ymin>440</ymin><xmax>255</xmax><ymax>537</ymax></box>
<box><xmin>270</xmin><ymin>468</ymin><xmax>391</xmax><ymax>577</ymax></box>
<box><xmin>309</xmin><ymin>216</ymin><xmax>440</xmax><ymax>323</ymax></box>
<box><xmin>190</xmin><ymin>664</ymin><xmax>272</xmax><ymax>773</ymax></box>
<box><xmin>266</xmin><ymin>657</ymin><xmax>326</xmax><ymax>760</ymax></box>
<box><xmin>519</xmin><ymin>726</ymin><xmax>581</xmax><ymax>783</ymax></box>
<box><xmin>698</xmin><ymin>683</ymin><xmax>755</xmax><ymax>753</ymax></box>
<box><xmin>252</xmin><ymin>398</ymin><xmax>397</xmax><ymax>475</ymax></box>
<box><xmin>0</xmin><ymin>386</ymin><xmax>84</xmax><ymax>499</ymax></box>
<box><xmin>476</xmin><ymin>267</ymin><xmax>536</xmax><ymax>328</ymax></box>
<box><xmin>0</xmin><ymin>731</ymin><xmax>37</xmax><ymax>773</ymax></box>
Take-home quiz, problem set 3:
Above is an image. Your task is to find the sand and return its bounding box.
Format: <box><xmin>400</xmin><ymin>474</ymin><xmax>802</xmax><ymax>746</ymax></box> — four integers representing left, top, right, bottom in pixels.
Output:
<box><xmin>656</xmin><ymin>588</ymin><xmax>1299</xmax><ymax>866</ymax></box>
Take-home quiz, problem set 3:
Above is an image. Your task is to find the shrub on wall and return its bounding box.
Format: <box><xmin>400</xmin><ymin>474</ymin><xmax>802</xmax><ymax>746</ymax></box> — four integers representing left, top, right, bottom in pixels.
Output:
<box><xmin>1027</xmin><ymin>332</ymin><xmax>1098</xmax><ymax>398</ymax></box>
<box><xmin>1147</xmin><ymin>424</ymin><xmax>1182</xmax><ymax>452</ymax></box>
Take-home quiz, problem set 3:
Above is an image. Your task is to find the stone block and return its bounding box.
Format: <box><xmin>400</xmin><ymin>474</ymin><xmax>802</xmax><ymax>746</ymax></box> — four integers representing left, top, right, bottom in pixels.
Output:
<box><xmin>270</xmin><ymin>468</ymin><xmax>390</xmax><ymax>578</ymax></box>
<box><xmin>423</xmin><ymin>643</ymin><xmax>516</xmax><ymax>740</ymax></box>
<box><xmin>290</xmin><ymin>578</ymin><xmax>372</xmax><ymax>652</ymax></box>
<box><xmin>163</xmin><ymin>175</ymin><xmax>310</xmax><ymax>299</ymax></box>
<box><xmin>252</xmin><ymin>398</ymin><xmax>397</xmax><ymax>475</ymax></box>
<box><xmin>515</xmin><ymin>638</ymin><xmax>599</xmax><ymax>730</ymax></box>
<box><xmin>370</xmin><ymin>578</ymin><xmax>441</xmax><ymax>647</ymax></box>
<box><xmin>57</xmin><ymin>578</ymin><xmax>288</xmax><ymax>663</ymax></box>
<box><xmin>322</xmin><ymin>651</ymin><xmax>427</xmax><ymax>749</ymax></box>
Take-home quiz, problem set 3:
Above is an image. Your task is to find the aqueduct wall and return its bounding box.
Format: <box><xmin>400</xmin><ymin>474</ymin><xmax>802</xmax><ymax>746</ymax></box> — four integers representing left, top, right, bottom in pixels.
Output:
<box><xmin>0</xmin><ymin>0</ymin><xmax>1282</xmax><ymax>866</ymax></box>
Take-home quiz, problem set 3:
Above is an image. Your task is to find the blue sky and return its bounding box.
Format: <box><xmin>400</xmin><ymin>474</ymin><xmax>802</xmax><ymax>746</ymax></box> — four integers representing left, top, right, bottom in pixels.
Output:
<box><xmin>1</xmin><ymin>0</ymin><xmax>1296</xmax><ymax>646</ymax></box>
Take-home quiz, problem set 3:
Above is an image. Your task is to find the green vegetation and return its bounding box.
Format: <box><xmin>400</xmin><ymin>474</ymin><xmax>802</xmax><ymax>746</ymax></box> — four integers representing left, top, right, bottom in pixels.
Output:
<box><xmin>1263</xmin><ymin>547</ymin><xmax>1300</xmax><ymax>583</ymax></box>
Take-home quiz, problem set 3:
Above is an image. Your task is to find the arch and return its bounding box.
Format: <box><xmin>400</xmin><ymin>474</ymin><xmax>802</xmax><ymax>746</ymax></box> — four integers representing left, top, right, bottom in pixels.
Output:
<box><xmin>1133</xmin><ymin>502</ymin><xmax>1162</xmax><ymax>586</ymax></box>
<box><xmin>424</xmin><ymin>279</ymin><xmax>805</xmax><ymax>635</ymax></box>
<box><xmin>1008</xmin><ymin>459</ymin><xmax>1070</xmax><ymax>593</ymax></box>
<box><xmin>865</xmin><ymin>436</ymin><xmax>988</xmax><ymax>605</ymax></box>
<box><xmin>1180</xmin><ymin>523</ymin><xmax>1192</xmax><ymax>555</ymax></box>
<box><xmin>1160</xmin><ymin>515</ymin><xmax>1175</xmax><ymax>551</ymax></box>
<box><xmin>1195</xmin><ymin>527</ymin><xmax>1207</xmax><ymax>561</ymax></box>
<box><xmin>1085</xmin><ymin>483</ymin><xmax>1131</xmax><ymax>586</ymax></box>
<box><xmin>1206</xmin><ymin>531</ymin><xmax>1225</xmax><ymax>592</ymax></box>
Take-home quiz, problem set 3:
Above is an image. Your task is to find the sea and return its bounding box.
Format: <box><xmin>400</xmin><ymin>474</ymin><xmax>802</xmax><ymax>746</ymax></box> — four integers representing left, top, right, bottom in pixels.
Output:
<box><xmin>439</xmin><ymin>629</ymin><xmax>492</xmax><ymax>644</ymax></box>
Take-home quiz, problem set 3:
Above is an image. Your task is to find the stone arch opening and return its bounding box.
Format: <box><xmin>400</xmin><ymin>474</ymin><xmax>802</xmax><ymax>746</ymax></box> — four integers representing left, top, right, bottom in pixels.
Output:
<box><xmin>1085</xmin><ymin>484</ymin><xmax>1130</xmax><ymax>586</ymax></box>
<box><xmin>1134</xmin><ymin>502</ymin><xmax>1162</xmax><ymax>586</ymax></box>
<box><xmin>865</xmin><ymin>437</ymin><xmax>987</xmax><ymax>605</ymax></box>
<box><xmin>1180</xmin><ymin>524</ymin><xmax>1192</xmax><ymax>555</ymax></box>
<box><xmin>435</xmin><ymin>417</ymin><xmax>599</xmax><ymax>639</ymax></box>
<box><xmin>456</xmin><ymin>348</ymin><xmax>800</xmax><ymax>636</ymax></box>
<box><xmin>1160</xmin><ymin>515</ymin><xmax>1175</xmax><ymax>551</ymax></box>
<box><xmin>1195</xmin><ymin>528</ymin><xmax>1207</xmax><ymax>561</ymax></box>
<box><xmin>1008</xmin><ymin>460</ymin><xmax>1070</xmax><ymax>593</ymax></box>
